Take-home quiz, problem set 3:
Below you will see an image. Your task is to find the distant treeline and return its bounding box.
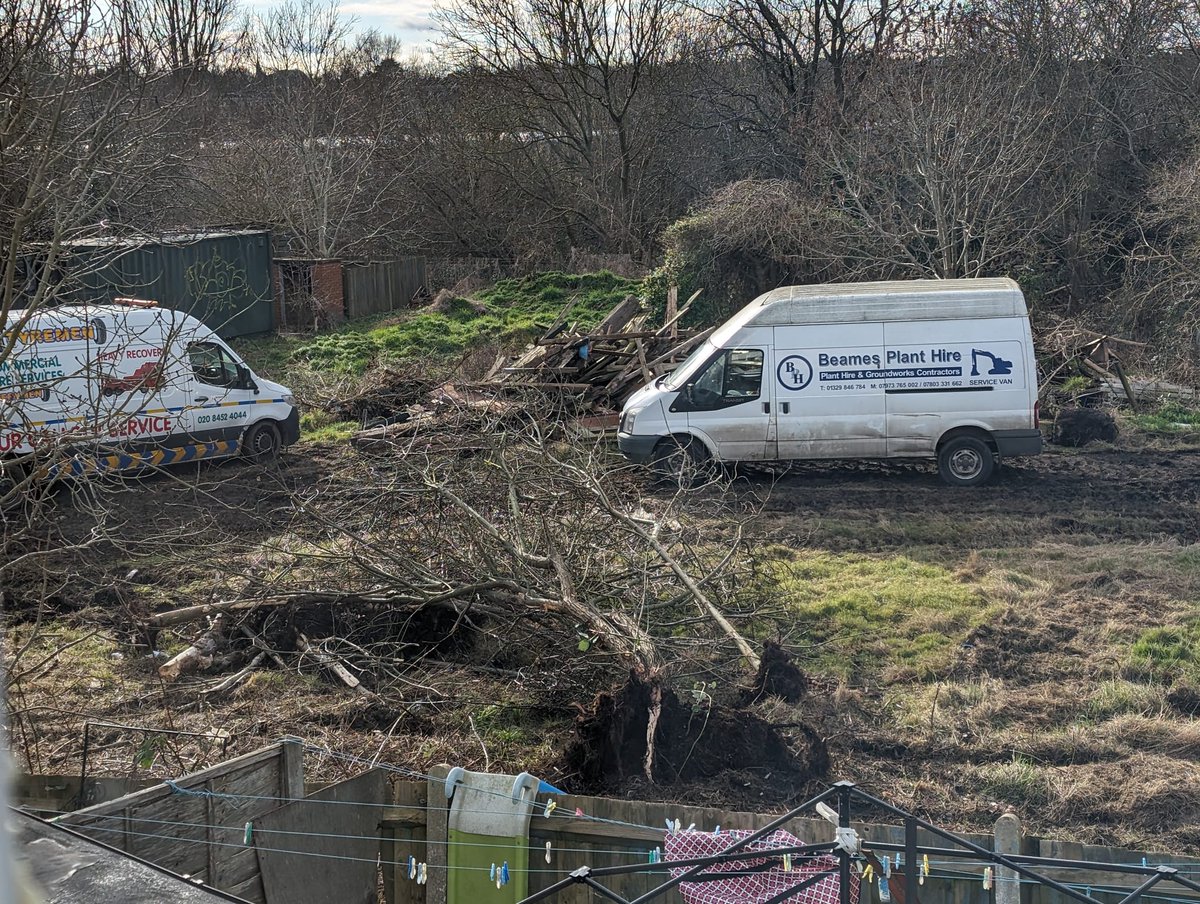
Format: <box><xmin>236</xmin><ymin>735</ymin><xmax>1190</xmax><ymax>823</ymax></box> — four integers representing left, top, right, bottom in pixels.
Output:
<box><xmin>6</xmin><ymin>0</ymin><xmax>1200</xmax><ymax>342</ymax></box>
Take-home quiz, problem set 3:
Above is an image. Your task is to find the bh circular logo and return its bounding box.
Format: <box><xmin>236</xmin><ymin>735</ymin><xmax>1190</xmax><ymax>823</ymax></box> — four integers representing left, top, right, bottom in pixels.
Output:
<box><xmin>777</xmin><ymin>355</ymin><xmax>813</xmax><ymax>391</ymax></box>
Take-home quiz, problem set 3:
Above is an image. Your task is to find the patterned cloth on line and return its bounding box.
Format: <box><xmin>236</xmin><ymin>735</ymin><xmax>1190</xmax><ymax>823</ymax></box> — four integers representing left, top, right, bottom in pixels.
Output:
<box><xmin>664</xmin><ymin>829</ymin><xmax>859</xmax><ymax>904</ymax></box>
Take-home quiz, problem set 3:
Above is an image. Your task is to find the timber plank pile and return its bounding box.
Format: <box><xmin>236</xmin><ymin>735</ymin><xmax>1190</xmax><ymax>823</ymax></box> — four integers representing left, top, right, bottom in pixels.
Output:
<box><xmin>482</xmin><ymin>291</ymin><xmax>710</xmax><ymax>412</ymax></box>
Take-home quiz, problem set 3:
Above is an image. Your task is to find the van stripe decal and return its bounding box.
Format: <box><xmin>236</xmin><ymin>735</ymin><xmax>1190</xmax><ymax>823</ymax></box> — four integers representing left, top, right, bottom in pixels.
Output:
<box><xmin>7</xmin><ymin>398</ymin><xmax>287</xmax><ymax>429</ymax></box>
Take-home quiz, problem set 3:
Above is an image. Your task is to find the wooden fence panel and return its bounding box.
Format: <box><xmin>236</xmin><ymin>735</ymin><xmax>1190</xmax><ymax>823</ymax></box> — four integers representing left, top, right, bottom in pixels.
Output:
<box><xmin>344</xmin><ymin>258</ymin><xmax>427</xmax><ymax>319</ymax></box>
<box><xmin>257</xmin><ymin>768</ymin><xmax>386</xmax><ymax>904</ymax></box>
<box><xmin>57</xmin><ymin>741</ymin><xmax>304</xmax><ymax>904</ymax></box>
<box><xmin>384</xmin><ymin>780</ymin><xmax>1200</xmax><ymax>904</ymax></box>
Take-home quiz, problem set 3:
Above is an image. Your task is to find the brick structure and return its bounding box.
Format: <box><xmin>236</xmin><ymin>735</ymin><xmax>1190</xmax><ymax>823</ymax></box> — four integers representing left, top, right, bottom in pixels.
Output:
<box><xmin>311</xmin><ymin>260</ymin><xmax>344</xmax><ymax>327</ymax></box>
<box><xmin>273</xmin><ymin>258</ymin><xmax>345</xmax><ymax>329</ymax></box>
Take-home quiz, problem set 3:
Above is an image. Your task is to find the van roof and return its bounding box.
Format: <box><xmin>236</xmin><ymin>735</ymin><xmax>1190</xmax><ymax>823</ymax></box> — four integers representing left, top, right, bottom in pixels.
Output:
<box><xmin>736</xmin><ymin>278</ymin><xmax>1026</xmax><ymax>330</ymax></box>
<box><xmin>4</xmin><ymin>304</ymin><xmax>190</xmax><ymax>327</ymax></box>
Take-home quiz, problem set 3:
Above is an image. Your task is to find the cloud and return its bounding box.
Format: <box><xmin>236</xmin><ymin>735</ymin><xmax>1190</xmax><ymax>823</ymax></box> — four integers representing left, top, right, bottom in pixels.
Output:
<box><xmin>338</xmin><ymin>0</ymin><xmax>440</xmax><ymax>44</ymax></box>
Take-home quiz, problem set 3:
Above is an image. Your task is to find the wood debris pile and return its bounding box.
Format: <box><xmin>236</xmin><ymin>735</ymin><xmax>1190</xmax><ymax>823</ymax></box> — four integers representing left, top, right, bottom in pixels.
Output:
<box><xmin>352</xmin><ymin>292</ymin><xmax>709</xmax><ymax>445</ymax></box>
<box><xmin>1039</xmin><ymin>319</ymin><xmax>1195</xmax><ymax>407</ymax></box>
<box><xmin>479</xmin><ymin>291</ymin><xmax>711</xmax><ymax>418</ymax></box>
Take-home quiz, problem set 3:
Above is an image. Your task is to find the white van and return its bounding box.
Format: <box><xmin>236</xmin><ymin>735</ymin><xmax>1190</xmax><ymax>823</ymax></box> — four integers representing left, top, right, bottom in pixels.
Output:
<box><xmin>618</xmin><ymin>279</ymin><xmax>1042</xmax><ymax>486</ymax></box>
<box><xmin>1</xmin><ymin>301</ymin><xmax>298</xmax><ymax>478</ymax></box>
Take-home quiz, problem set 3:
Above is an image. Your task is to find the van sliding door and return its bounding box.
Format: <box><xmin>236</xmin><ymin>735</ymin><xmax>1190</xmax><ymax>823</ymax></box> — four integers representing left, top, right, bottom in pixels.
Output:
<box><xmin>773</xmin><ymin>323</ymin><xmax>886</xmax><ymax>460</ymax></box>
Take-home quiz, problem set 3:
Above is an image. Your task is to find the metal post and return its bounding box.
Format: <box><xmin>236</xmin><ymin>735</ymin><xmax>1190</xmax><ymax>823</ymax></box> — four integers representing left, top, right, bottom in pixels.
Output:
<box><xmin>838</xmin><ymin>784</ymin><xmax>852</xmax><ymax>904</ymax></box>
<box><xmin>905</xmin><ymin>817</ymin><xmax>918</xmax><ymax>904</ymax></box>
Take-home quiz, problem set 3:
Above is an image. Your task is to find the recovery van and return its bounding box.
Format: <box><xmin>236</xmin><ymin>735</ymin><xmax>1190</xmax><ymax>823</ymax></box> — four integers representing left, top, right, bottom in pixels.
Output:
<box><xmin>618</xmin><ymin>278</ymin><xmax>1042</xmax><ymax>486</ymax></box>
<box><xmin>1</xmin><ymin>301</ymin><xmax>299</xmax><ymax>477</ymax></box>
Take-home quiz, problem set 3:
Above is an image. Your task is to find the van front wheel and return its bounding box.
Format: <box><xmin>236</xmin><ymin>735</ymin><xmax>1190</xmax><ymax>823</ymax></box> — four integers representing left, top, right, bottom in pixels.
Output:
<box><xmin>243</xmin><ymin>422</ymin><xmax>281</xmax><ymax>461</ymax></box>
<box><xmin>651</xmin><ymin>436</ymin><xmax>711</xmax><ymax>487</ymax></box>
<box><xmin>937</xmin><ymin>435</ymin><xmax>994</xmax><ymax>486</ymax></box>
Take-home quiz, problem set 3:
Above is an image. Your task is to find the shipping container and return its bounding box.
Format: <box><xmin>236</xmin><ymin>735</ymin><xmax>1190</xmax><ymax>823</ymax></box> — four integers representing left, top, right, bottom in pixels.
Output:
<box><xmin>17</xmin><ymin>230</ymin><xmax>276</xmax><ymax>338</ymax></box>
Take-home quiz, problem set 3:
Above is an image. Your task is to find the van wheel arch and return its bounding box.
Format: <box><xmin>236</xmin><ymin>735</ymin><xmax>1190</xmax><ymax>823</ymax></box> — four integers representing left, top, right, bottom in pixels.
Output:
<box><xmin>651</xmin><ymin>434</ymin><xmax>713</xmax><ymax>486</ymax></box>
<box><xmin>243</xmin><ymin>420</ymin><xmax>282</xmax><ymax>461</ymax></box>
<box><xmin>936</xmin><ymin>427</ymin><xmax>997</xmax><ymax>486</ymax></box>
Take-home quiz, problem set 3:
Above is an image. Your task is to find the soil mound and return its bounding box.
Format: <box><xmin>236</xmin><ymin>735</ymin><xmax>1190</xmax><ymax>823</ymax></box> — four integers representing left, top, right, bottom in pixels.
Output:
<box><xmin>563</xmin><ymin>672</ymin><xmax>827</xmax><ymax>794</ymax></box>
<box><xmin>740</xmin><ymin>641</ymin><xmax>808</xmax><ymax>704</ymax></box>
<box><xmin>1051</xmin><ymin>407</ymin><xmax>1118</xmax><ymax>447</ymax></box>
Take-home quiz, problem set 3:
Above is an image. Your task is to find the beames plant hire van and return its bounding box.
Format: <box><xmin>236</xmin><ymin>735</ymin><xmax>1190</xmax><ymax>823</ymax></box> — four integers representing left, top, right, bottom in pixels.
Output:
<box><xmin>1</xmin><ymin>300</ymin><xmax>298</xmax><ymax>478</ymax></box>
<box><xmin>618</xmin><ymin>279</ymin><xmax>1042</xmax><ymax>486</ymax></box>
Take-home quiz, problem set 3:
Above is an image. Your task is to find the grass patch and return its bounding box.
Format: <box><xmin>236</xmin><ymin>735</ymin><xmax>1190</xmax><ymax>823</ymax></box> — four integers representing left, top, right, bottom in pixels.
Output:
<box><xmin>1083</xmin><ymin>679</ymin><xmax>1166</xmax><ymax>721</ymax></box>
<box><xmin>299</xmin><ymin>411</ymin><xmax>357</xmax><ymax>442</ymax></box>
<box><xmin>747</xmin><ymin>548</ymin><xmax>996</xmax><ymax>679</ymax></box>
<box><xmin>242</xmin><ymin>271</ymin><xmax>643</xmax><ymax>378</ymax></box>
<box><xmin>977</xmin><ymin>756</ymin><xmax>1054</xmax><ymax>808</ymax></box>
<box><xmin>1129</xmin><ymin>624</ymin><xmax>1200</xmax><ymax>681</ymax></box>
<box><xmin>1129</xmin><ymin>402</ymin><xmax>1200</xmax><ymax>434</ymax></box>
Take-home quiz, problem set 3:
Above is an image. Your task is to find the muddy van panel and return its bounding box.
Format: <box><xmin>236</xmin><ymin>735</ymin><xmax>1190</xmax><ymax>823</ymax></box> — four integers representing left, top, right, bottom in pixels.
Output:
<box><xmin>618</xmin><ymin>278</ymin><xmax>1042</xmax><ymax>486</ymax></box>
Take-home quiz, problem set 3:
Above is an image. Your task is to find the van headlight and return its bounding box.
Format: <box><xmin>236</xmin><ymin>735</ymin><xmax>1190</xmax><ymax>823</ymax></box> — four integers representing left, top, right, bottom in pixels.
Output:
<box><xmin>620</xmin><ymin>406</ymin><xmax>645</xmax><ymax>433</ymax></box>
<box><xmin>282</xmin><ymin>392</ymin><xmax>295</xmax><ymax>406</ymax></box>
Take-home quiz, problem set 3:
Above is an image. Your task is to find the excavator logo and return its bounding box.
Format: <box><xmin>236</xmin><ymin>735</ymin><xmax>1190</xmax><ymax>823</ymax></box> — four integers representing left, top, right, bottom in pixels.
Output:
<box><xmin>970</xmin><ymin>349</ymin><xmax>1013</xmax><ymax>377</ymax></box>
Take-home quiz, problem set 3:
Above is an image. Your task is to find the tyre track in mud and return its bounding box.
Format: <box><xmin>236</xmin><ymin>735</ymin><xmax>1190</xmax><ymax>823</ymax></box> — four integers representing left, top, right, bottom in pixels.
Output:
<box><xmin>737</xmin><ymin>448</ymin><xmax>1200</xmax><ymax>549</ymax></box>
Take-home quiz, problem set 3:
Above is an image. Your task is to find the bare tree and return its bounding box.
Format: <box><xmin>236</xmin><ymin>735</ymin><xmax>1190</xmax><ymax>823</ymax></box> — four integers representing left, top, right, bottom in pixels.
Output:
<box><xmin>436</xmin><ymin>0</ymin><xmax>687</xmax><ymax>255</ymax></box>
<box><xmin>198</xmin><ymin>0</ymin><xmax>413</xmax><ymax>258</ymax></box>
<box><xmin>827</xmin><ymin>46</ymin><xmax>1078</xmax><ymax>279</ymax></box>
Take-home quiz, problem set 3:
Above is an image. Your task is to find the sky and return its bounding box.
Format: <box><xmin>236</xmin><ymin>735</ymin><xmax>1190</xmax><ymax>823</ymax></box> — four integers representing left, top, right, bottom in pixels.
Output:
<box><xmin>339</xmin><ymin>0</ymin><xmax>440</xmax><ymax>49</ymax></box>
<box><xmin>243</xmin><ymin>0</ymin><xmax>443</xmax><ymax>55</ymax></box>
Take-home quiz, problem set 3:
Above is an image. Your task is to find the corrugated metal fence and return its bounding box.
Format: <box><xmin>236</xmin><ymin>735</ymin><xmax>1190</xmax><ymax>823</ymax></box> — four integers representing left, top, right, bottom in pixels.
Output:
<box><xmin>343</xmin><ymin>258</ymin><xmax>427</xmax><ymax>319</ymax></box>
<box><xmin>24</xmin><ymin>230</ymin><xmax>277</xmax><ymax>338</ymax></box>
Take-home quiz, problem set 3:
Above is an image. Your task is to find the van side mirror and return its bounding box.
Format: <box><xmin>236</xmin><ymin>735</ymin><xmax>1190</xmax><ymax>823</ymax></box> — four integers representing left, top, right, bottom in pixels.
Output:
<box><xmin>238</xmin><ymin>364</ymin><xmax>258</xmax><ymax>394</ymax></box>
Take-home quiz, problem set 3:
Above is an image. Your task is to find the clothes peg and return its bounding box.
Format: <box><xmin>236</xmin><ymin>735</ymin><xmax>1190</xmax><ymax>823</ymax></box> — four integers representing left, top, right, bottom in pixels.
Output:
<box><xmin>409</xmin><ymin>856</ymin><xmax>417</xmax><ymax>881</ymax></box>
<box><xmin>880</xmin><ymin>876</ymin><xmax>892</xmax><ymax>903</ymax></box>
<box><xmin>984</xmin><ymin>867</ymin><xmax>993</xmax><ymax>890</ymax></box>
<box><xmin>546</xmin><ymin>841</ymin><xmax>553</xmax><ymax>863</ymax></box>
<box><xmin>501</xmin><ymin>862</ymin><xmax>510</xmax><ymax>885</ymax></box>
<box><xmin>862</xmin><ymin>863</ymin><xmax>874</xmax><ymax>881</ymax></box>
<box><xmin>665</xmin><ymin>818</ymin><xmax>675</xmax><ymax>832</ymax></box>
<box><xmin>883</xmin><ymin>855</ymin><xmax>891</xmax><ymax>878</ymax></box>
<box><xmin>575</xmin><ymin>807</ymin><xmax>584</xmax><ymax>817</ymax></box>
<box><xmin>243</xmin><ymin>821</ymin><xmax>253</xmax><ymax>846</ymax></box>
<box><xmin>686</xmin><ymin>823</ymin><xmax>696</xmax><ymax>832</ymax></box>
<box><xmin>544</xmin><ymin>800</ymin><xmax>558</xmax><ymax>818</ymax></box>
<box><xmin>490</xmin><ymin>863</ymin><xmax>497</xmax><ymax>881</ymax></box>
<box><xmin>783</xmin><ymin>854</ymin><xmax>793</xmax><ymax>872</ymax></box>
<box><xmin>714</xmin><ymin>825</ymin><xmax>721</xmax><ymax>834</ymax></box>
<box><xmin>419</xmin><ymin>863</ymin><xmax>428</xmax><ymax>885</ymax></box>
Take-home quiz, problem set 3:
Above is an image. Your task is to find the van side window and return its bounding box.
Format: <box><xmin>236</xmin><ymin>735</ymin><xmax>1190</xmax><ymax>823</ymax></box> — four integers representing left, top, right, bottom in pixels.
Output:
<box><xmin>690</xmin><ymin>349</ymin><xmax>764</xmax><ymax>410</ymax></box>
<box><xmin>188</xmin><ymin>342</ymin><xmax>241</xmax><ymax>388</ymax></box>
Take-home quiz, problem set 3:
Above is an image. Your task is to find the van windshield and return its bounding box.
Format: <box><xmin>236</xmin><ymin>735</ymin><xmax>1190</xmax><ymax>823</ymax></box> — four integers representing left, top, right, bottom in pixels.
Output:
<box><xmin>662</xmin><ymin>341</ymin><xmax>716</xmax><ymax>391</ymax></box>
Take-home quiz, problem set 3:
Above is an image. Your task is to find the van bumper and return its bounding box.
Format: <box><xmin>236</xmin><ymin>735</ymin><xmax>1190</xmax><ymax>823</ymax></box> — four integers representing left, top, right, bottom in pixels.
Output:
<box><xmin>618</xmin><ymin>433</ymin><xmax>661</xmax><ymax>463</ymax></box>
<box><xmin>281</xmin><ymin>407</ymin><xmax>301</xmax><ymax>446</ymax></box>
<box><xmin>994</xmin><ymin>429</ymin><xmax>1042</xmax><ymax>457</ymax></box>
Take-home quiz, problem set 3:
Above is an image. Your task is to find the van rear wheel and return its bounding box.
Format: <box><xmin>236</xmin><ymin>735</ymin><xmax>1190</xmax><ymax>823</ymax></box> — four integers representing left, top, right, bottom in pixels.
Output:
<box><xmin>938</xmin><ymin>435</ymin><xmax>994</xmax><ymax>486</ymax></box>
<box><xmin>651</xmin><ymin>437</ymin><xmax>711</xmax><ymax>487</ymax></box>
<box><xmin>243</xmin><ymin>422</ymin><xmax>281</xmax><ymax>461</ymax></box>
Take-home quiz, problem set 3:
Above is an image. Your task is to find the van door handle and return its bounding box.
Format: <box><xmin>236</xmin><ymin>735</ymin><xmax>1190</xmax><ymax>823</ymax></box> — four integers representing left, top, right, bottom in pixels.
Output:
<box><xmin>763</xmin><ymin>402</ymin><xmax>770</xmax><ymax>414</ymax></box>
<box><xmin>781</xmin><ymin>402</ymin><xmax>790</xmax><ymax>415</ymax></box>
<box><xmin>194</xmin><ymin>396</ymin><xmax>210</xmax><ymax>403</ymax></box>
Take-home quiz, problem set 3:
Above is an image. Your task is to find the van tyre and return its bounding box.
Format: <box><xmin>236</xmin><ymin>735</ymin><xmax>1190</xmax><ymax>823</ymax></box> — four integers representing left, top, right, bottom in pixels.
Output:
<box><xmin>938</xmin><ymin>435</ymin><xmax>994</xmax><ymax>486</ymax></box>
<box><xmin>652</xmin><ymin>436</ymin><xmax>711</xmax><ymax>487</ymax></box>
<box><xmin>243</xmin><ymin>422</ymin><xmax>281</xmax><ymax>461</ymax></box>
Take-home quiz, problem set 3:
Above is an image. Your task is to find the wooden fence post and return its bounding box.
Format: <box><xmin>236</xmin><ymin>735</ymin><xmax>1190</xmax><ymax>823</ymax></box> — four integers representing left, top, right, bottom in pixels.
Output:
<box><xmin>280</xmin><ymin>739</ymin><xmax>305</xmax><ymax>800</ymax></box>
<box><xmin>994</xmin><ymin>812</ymin><xmax>1021</xmax><ymax>904</ymax></box>
<box><xmin>427</xmin><ymin>765</ymin><xmax>451</xmax><ymax>904</ymax></box>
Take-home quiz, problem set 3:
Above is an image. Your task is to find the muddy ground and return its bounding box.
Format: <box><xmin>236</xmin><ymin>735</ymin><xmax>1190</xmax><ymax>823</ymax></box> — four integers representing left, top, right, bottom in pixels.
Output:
<box><xmin>8</xmin><ymin>441</ymin><xmax>1200</xmax><ymax>847</ymax></box>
